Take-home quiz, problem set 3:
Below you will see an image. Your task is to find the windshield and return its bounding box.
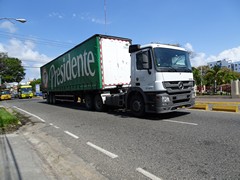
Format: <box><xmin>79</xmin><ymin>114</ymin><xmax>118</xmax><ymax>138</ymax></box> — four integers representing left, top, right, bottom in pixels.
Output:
<box><xmin>21</xmin><ymin>88</ymin><xmax>32</xmax><ymax>93</ymax></box>
<box><xmin>153</xmin><ymin>47</ymin><xmax>192</xmax><ymax>72</ymax></box>
<box><xmin>1</xmin><ymin>90</ymin><xmax>10</xmax><ymax>95</ymax></box>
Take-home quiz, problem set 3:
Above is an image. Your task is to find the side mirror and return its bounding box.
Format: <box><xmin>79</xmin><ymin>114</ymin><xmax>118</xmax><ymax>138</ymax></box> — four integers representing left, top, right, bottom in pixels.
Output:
<box><xmin>129</xmin><ymin>44</ymin><xmax>141</xmax><ymax>53</ymax></box>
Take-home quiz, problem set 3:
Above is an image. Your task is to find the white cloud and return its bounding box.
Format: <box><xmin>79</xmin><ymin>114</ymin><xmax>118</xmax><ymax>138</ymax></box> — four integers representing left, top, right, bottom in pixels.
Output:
<box><xmin>184</xmin><ymin>43</ymin><xmax>194</xmax><ymax>52</ymax></box>
<box><xmin>0</xmin><ymin>21</ymin><xmax>17</xmax><ymax>33</ymax></box>
<box><xmin>211</xmin><ymin>47</ymin><xmax>240</xmax><ymax>62</ymax></box>
<box><xmin>72</xmin><ymin>13</ymin><xmax>77</xmax><ymax>18</ymax></box>
<box><xmin>3</xmin><ymin>38</ymin><xmax>51</xmax><ymax>63</ymax></box>
<box><xmin>184</xmin><ymin>43</ymin><xmax>240</xmax><ymax>67</ymax></box>
<box><xmin>49</xmin><ymin>11</ymin><xmax>109</xmax><ymax>24</ymax></box>
<box><xmin>191</xmin><ymin>52</ymin><xmax>207</xmax><ymax>67</ymax></box>
<box><xmin>48</xmin><ymin>12</ymin><xmax>64</xmax><ymax>19</ymax></box>
<box><xmin>0</xmin><ymin>38</ymin><xmax>52</xmax><ymax>82</ymax></box>
<box><xmin>78</xmin><ymin>12</ymin><xmax>108</xmax><ymax>25</ymax></box>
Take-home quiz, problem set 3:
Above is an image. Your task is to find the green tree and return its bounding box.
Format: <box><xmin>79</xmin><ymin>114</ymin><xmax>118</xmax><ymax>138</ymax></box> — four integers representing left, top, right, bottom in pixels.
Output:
<box><xmin>220</xmin><ymin>67</ymin><xmax>240</xmax><ymax>84</ymax></box>
<box><xmin>203</xmin><ymin>65</ymin><xmax>240</xmax><ymax>93</ymax></box>
<box><xmin>0</xmin><ymin>53</ymin><xmax>25</xmax><ymax>83</ymax></box>
<box><xmin>192</xmin><ymin>65</ymin><xmax>210</xmax><ymax>86</ymax></box>
<box><xmin>192</xmin><ymin>67</ymin><xmax>201</xmax><ymax>86</ymax></box>
<box><xmin>30</xmin><ymin>78</ymin><xmax>41</xmax><ymax>92</ymax></box>
<box><xmin>204</xmin><ymin>65</ymin><xmax>222</xmax><ymax>86</ymax></box>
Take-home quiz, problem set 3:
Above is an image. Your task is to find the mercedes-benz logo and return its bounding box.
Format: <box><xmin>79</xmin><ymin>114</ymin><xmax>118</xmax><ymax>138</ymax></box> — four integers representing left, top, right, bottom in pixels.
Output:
<box><xmin>178</xmin><ymin>81</ymin><xmax>184</xmax><ymax>89</ymax></box>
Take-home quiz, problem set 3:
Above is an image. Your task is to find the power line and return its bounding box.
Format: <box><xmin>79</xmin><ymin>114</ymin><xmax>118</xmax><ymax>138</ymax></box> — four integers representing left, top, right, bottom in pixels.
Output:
<box><xmin>23</xmin><ymin>66</ymin><xmax>40</xmax><ymax>68</ymax></box>
<box><xmin>0</xmin><ymin>31</ymin><xmax>76</xmax><ymax>48</ymax></box>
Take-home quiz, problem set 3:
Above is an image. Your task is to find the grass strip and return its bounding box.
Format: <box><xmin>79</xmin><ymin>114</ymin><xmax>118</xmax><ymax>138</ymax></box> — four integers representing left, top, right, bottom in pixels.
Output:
<box><xmin>0</xmin><ymin>107</ymin><xmax>19</xmax><ymax>133</ymax></box>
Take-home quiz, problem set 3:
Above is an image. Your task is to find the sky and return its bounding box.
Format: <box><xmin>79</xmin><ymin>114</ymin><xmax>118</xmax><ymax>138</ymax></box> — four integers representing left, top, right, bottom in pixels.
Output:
<box><xmin>0</xmin><ymin>0</ymin><xmax>240</xmax><ymax>83</ymax></box>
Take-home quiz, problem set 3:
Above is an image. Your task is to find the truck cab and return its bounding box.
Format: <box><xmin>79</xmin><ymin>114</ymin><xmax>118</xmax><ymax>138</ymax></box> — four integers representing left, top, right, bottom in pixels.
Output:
<box><xmin>127</xmin><ymin>44</ymin><xmax>195</xmax><ymax>116</ymax></box>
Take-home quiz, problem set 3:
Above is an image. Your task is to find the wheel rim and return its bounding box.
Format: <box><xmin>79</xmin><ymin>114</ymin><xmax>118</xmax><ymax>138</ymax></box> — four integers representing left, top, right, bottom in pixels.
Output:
<box><xmin>132</xmin><ymin>101</ymin><xmax>142</xmax><ymax>112</ymax></box>
<box><xmin>130</xmin><ymin>95</ymin><xmax>145</xmax><ymax>117</ymax></box>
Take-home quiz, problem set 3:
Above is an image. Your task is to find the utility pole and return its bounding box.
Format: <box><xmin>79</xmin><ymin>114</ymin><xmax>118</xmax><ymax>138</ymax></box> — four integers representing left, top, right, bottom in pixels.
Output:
<box><xmin>200</xmin><ymin>66</ymin><xmax>203</xmax><ymax>94</ymax></box>
<box><xmin>104</xmin><ymin>0</ymin><xmax>107</xmax><ymax>34</ymax></box>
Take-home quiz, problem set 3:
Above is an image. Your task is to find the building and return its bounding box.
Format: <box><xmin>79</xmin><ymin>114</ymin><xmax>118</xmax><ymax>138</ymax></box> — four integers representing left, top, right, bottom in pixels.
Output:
<box><xmin>207</xmin><ymin>59</ymin><xmax>230</xmax><ymax>69</ymax></box>
<box><xmin>207</xmin><ymin>59</ymin><xmax>240</xmax><ymax>73</ymax></box>
<box><xmin>230</xmin><ymin>61</ymin><xmax>240</xmax><ymax>72</ymax></box>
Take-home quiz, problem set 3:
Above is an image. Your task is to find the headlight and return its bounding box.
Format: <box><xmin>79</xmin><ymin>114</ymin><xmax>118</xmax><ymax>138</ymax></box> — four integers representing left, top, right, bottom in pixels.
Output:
<box><xmin>162</xmin><ymin>96</ymin><xmax>170</xmax><ymax>103</ymax></box>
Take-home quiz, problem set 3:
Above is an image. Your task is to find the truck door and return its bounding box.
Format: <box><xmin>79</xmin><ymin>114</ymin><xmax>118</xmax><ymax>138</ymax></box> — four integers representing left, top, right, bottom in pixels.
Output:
<box><xmin>132</xmin><ymin>49</ymin><xmax>155</xmax><ymax>91</ymax></box>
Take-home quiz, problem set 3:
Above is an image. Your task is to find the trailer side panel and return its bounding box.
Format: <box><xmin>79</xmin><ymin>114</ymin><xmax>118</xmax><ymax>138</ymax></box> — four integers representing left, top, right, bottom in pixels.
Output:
<box><xmin>41</xmin><ymin>35</ymin><xmax>102</xmax><ymax>92</ymax></box>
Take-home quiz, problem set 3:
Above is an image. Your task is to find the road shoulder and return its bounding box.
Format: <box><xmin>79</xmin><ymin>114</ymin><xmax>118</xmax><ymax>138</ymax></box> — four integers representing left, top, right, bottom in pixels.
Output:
<box><xmin>19</xmin><ymin>122</ymin><xmax>108</xmax><ymax>180</ymax></box>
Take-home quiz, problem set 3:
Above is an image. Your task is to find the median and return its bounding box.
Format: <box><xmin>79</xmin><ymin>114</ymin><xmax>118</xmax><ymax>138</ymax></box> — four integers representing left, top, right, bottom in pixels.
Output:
<box><xmin>0</xmin><ymin>106</ymin><xmax>29</xmax><ymax>134</ymax></box>
<box><xmin>0</xmin><ymin>107</ymin><xmax>19</xmax><ymax>134</ymax></box>
<box><xmin>191</xmin><ymin>101</ymin><xmax>240</xmax><ymax>113</ymax></box>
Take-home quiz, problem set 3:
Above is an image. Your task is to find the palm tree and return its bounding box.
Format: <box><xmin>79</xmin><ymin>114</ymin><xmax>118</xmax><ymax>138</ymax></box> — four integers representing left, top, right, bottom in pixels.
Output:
<box><xmin>192</xmin><ymin>67</ymin><xmax>201</xmax><ymax>86</ymax></box>
<box><xmin>221</xmin><ymin>67</ymin><xmax>240</xmax><ymax>84</ymax></box>
<box><xmin>204</xmin><ymin>65</ymin><xmax>223</xmax><ymax>93</ymax></box>
<box><xmin>204</xmin><ymin>66</ymin><xmax>240</xmax><ymax>94</ymax></box>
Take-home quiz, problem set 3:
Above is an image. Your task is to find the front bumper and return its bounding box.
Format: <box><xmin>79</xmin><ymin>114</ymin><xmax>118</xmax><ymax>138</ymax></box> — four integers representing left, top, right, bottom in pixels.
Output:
<box><xmin>21</xmin><ymin>94</ymin><xmax>33</xmax><ymax>98</ymax></box>
<box><xmin>0</xmin><ymin>95</ymin><xmax>11</xmax><ymax>100</ymax></box>
<box><xmin>154</xmin><ymin>92</ymin><xmax>195</xmax><ymax>113</ymax></box>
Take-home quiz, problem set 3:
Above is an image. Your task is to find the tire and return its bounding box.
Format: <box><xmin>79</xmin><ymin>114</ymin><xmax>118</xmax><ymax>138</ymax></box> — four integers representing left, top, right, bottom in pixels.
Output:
<box><xmin>49</xmin><ymin>94</ymin><xmax>53</xmax><ymax>104</ymax></box>
<box><xmin>52</xmin><ymin>94</ymin><xmax>56</xmax><ymax>104</ymax></box>
<box><xmin>130</xmin><ymin>94</ymin><xmax>145</xmax><ymax>117</ymax></box>
<box><xmin>85</xmin><ymin>94</ymin><xmax>94</xmax><ymax>110</ymax></box>
<box><xmin>47</xmin><ymin>94</ymin><xmax>50</xmax><ymax>104</ymax></box>
<box><xmin>94</xmin><ymin>94</ymin><xmax>105</xmax><ymax>112</ymax></box>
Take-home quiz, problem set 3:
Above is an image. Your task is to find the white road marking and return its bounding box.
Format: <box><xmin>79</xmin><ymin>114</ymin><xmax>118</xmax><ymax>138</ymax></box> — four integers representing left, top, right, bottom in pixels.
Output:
<box><xmin>13</xmin><ymin>106</ymin><xmax>46</xmax><ymax>122</ymax></box>
<box><xmin>163</xmin><ymin>119</ymin><xmax>198</xmax><ymax>126</ymax></box>
<box><xmin>136</xmin><ymin>168</ymin><xmax>162</xmax><ymax>180</ymax></box>
<box><xmin>49</xmin><ymin>123</ymin><xmax>59</xmax><ymax>129</ymax></box>
<box><xmin>64</xmin><ymin>131</ymin><xmax>79</xmax><ymax>139</ymax></box>
<box><xmin>87</xmin><ymin>142</ymin><xmax>118</xmax><ymax>159</ymax></box>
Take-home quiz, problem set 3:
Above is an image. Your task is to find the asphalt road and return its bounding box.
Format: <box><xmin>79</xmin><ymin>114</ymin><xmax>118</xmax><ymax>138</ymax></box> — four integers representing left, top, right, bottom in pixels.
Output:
<box><xmin>2</xmin><ymin>98</ymin><xmax>240</xmax><ymax>179</ymax></box>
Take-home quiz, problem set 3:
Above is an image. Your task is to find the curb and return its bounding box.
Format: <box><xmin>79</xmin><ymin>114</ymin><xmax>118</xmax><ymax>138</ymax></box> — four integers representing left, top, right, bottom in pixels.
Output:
<box><xmin>191</xmin><ymin>102</ymin><xmax>240</xmax><ymax>113</ymax></box>
<box><xmin>212</xmin><ymin>104</ymin><xmax>239</xmax><ymax>113</ymax></box>
<box><xmin>191</xmin><ymin>104</ymin><xmax>209</xmax><ymax>111</ymax></box>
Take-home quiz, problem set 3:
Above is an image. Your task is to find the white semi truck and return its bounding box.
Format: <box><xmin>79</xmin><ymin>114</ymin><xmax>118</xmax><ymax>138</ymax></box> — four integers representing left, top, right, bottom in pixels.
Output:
<box><xmin>41</xmin><ymin>34</ymin><xmax>195</xmax><ymax>117</ymax></box>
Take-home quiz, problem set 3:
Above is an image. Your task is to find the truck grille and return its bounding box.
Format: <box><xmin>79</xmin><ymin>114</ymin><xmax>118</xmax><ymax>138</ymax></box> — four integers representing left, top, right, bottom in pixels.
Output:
<box><xmin>162</xmin><ymin>81</ymin><xmax>194</xmax><ymax>94</ymax></box>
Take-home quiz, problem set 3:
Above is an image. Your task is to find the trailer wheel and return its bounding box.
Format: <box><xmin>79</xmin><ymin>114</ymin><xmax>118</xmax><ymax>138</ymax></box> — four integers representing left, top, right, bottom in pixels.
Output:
<box><xmin>85</xmin><ymin>94</ymin><xmax>94</xmax><ymax>110</ymax></box>
<box><xmin>94</xmin><ymin>94</ymin><xmax>105</xmax><ymax>112</ymax></box>
<box><xmin>52</xmin><ymin>94</ymin><xmax>56</xmax><ymax>104</ymax></box>
<box><xmin>130</xmin><ymin>94</ymin><xmax>145</xmax><ymax>117</ymax></box>
<box><xmin>49</xmin><ymin>93</ymin><xmax>53</xmax><ymax>104</ymax></box>
<box><xmin>47</xmin><ymin>94</ymin><xmax>50</xmax><ymax>104</ymax></box>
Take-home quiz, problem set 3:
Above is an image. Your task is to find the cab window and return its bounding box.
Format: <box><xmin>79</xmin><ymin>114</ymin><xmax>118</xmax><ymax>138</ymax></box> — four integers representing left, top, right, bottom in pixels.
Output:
<box><xmin>136</xmin><ymin>50</ymin><xmax>152</xmax><ymax>70</ymax></box>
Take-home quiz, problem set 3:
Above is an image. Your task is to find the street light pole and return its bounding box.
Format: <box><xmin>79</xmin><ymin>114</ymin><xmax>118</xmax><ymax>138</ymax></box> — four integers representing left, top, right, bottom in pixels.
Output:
<box><xmin>0</xmin><ymin>17</ymin><xmax>26</xmax><ymax>86</ymax></box>
<box><xmin>0</xmin><ymin>17</ymin><xmax>27</xmax><ymax>23</ymax></box>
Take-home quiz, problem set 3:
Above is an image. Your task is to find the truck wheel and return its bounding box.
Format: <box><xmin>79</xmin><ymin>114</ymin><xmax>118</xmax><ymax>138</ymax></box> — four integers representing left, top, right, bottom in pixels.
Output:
<box><xmin>47</xmin><ymin>95</ymin><xmax>50</xmax><ymax>104</ymax></box>
<box><xmin>52</xmin><ymin>94</ymin><xmax>56</xmax><ymax>104</ymax></box>
<box><xmin>94</xmin><ymin>94</ymin><xmax>105</xmax><ymax>112</ymax></box>
<box><xmin>85</xmin><ymin>94</ymin><xmax>94</xmax><ymax>110</ymax></box>
<box><xmin>49</xmin><ymin>94</ymin><xmax>53</xmax><ymax>104</ymax></box>
<box><xmin>130</xmin><ymin>94</ymin><xmax>145</xmax><ymax>117</ymax></box>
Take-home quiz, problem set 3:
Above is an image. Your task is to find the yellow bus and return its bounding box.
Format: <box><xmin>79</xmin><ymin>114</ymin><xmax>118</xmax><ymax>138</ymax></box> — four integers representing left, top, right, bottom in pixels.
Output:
<box><xmin>18</xmin><ymin>85</ymin><xmax>33</xmax><ymax>99</ymax></box>
<box><xmin>0</xmin><ymin>89</ymin><xmax>11</xmax><ymax>100</ymax></box>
